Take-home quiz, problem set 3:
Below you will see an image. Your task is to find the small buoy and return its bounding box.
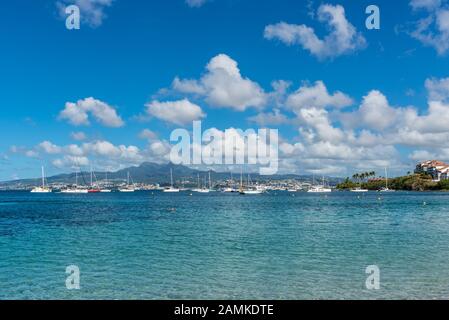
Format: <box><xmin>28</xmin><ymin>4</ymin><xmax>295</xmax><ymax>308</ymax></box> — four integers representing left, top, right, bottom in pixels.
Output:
<box><xmin>423</xmin><ymin>202</ymin><xmax>427</xmax><ymax>206</ymax></box>
<box><xmin>189</xmin><ymin>193</ymin><xmax>193</xmax><ymax>196</ymax></box>
<box><xmin>378</xmin><ymin>197</ymin><xmax>382</xmax><ymax>201</ymax></box>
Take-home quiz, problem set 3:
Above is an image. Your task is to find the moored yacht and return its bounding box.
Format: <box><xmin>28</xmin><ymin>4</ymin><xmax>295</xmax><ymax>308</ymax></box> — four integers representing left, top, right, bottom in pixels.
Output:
<box><xmin>163</xmin><ymin>169</ymin><xmax>180</xmax><ymax>193</ymax></box>
<box><xmin>191</xmin><ymin>174</ymin><xmax>209</xmax><ymax>193</ymax></box>
<box><xmin>307</xmin><ymin>176</ymin><xmax>332</xmax><ymax>193</ymax></box>
<box><xmin>61</xmin><ymin>171</ymin><xmax>88</xmax><ymax>194</ymax></box>
<box><xmin>308</xmin><ymin>186</ymin><xmax>332</xmax><ymax>193</ymax></box>
<box><xmin>380</xmin><ymin>167</ymin><xmax>395</xmax><ymax>192</ymax></box>
<box><xmin>31</xmin><ymin>166</ymin><xmax>52</xmax><ymax>193</ymax></box>
<box><xmin>239</xmin><ymin>173</ymin><xmax>264</xmax><ymax>195</ymax></box>
<box><xmin>88</xmin><ymin>166</ymin><xmax>101</xmax><ymax>193</ymax></box>
<box><xmin>119</xmin><ymin>172</ymin><xmax>136</xmax><ymax>192</ymax></box>
<box><xmin>350</xmin><ymin>187</ymin><xmax>369</xmax><ymax>193</ymax></box>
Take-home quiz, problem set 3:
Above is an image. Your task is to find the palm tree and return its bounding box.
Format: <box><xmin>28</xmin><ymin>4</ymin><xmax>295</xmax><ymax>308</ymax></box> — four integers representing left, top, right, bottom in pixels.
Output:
<box><xmin>360</xmin><ymin>173</ymin><xmax>366</xmax><ymax>182</ymax></box>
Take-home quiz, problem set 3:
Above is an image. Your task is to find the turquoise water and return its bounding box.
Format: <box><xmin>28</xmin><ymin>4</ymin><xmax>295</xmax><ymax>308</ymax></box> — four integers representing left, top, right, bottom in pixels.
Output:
<box><xmin>1</xmin><ymin>191</ymin><xmax>449</xmax><ymax>300</ymax></box>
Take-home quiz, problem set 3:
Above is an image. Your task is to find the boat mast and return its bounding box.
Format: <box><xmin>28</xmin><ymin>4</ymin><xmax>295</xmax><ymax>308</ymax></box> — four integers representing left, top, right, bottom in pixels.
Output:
<box><xmin>209</xmin><ymin>172</ymin><xmax>211</xmax><ymax>189</ymax></box>
<box><xmin>41</xmin><ymin>166</ymin><xmax>45</xmax><ymax>188</ymax></box>
<box><xmin>170</xmin><ymin>169</ymin><xmax>174</xmax><ymax>187</ymax></box>
<box><xmin>385</xmin><ymin>167</ymin><xmax>388</xmax><ymax>189</ymax></box>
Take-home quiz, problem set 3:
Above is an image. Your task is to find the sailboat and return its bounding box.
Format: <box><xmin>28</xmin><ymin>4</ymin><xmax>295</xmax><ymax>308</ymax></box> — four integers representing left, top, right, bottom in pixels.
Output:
<box><xmin>163</xmin><ymin>168</ymin><xmax>180</xmax><ymax>193</ymax></box>
<box><xmin>100</xmin><ymin>172</ymin><xmax>112</xmax><ymax>193</ymax></box>
<box><xmin>240</xmin><ymin>173</ymin><xmax>264</xmax><ymax>195</ymax></box>
<box><xmin>223</xmin><ymin>172</ymin><xmax>237</xmax><ymax>192</ymax></box>
<box><xmin>191</xmin><ymin>174</ymin><xmax>203</xmax><ymax>192</ymax></box>
<box><xmin>88</xmin><ymin>166</ymin><xmax>101</xmax><ymax>193</ymax></box>
<box><xmin>308</xmin><ymin>176</ymin><xmax>332</xmax><ymax>193</ymax></box>
<box><xmin>31</xmin><ymin>166</ymin><xmax>52</xmax><ymax>193</ymax></box>
<box><xmin>61</xmin><ymin>171</ymin><xmax>88</xmax><ymax>194</ymax></box>
<box><xmin>119</xmin><ymin>172</ymin><xmax>135</xmax><ymax>192</ymax></box>
<box><xmin>380</xmin><ymin>168</ymin><xmax>395</xmax><ymax>192</ymax></box>
<box><xmin>191</xmin><ymin>173</ymin><xmax>210</xmax><ymax>193</ymax></box>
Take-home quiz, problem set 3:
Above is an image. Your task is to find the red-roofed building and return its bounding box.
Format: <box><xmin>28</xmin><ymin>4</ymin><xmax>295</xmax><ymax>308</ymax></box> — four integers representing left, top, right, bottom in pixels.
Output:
<box><xmin>415</xmin><ymin>160</ymin><xmax>449</xmax><ymax>181</ymax></box>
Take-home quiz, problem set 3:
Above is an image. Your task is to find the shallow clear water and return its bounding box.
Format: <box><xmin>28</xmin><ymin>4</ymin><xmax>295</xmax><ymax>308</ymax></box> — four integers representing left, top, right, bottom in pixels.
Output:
<box><xmin>1</xmin><ymin>191</ymin><xmax>449</xmax><ymax>300</ymax></box>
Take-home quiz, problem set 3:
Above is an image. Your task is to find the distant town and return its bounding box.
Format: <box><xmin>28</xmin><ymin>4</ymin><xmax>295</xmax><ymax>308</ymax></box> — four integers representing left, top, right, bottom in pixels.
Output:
<box><xmin>2</xmin><ymin>160</ymin><xmax>449</xmax><ymax>193</ymax></box>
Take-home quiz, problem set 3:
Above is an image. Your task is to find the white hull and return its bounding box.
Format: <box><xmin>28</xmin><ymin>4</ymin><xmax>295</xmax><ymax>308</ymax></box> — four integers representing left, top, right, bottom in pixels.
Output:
<box><xmin>119</xmin><ymin>189</ymin><xmax>135</xmax><ymax>193</ymax></box>
<box><xmin>31</xmin><ymin>188</ymin><xmax>52</xmax><ymax>193</ymax></box>
<box><xmin>32</xmin><ymin>167</ymin><xmax>51</xmax><ymax>193</ymax></box>
<box><xmin>100</xmin><ymin>189</ymin><xmax>112</xmax><ymax>193</ymax></box>
<box><xmin>308</xmin><ymin>187</ymin><xmax>332</xmax><ymax>193</ymax></box>
<box><xmin>163</xmin><ymin>188</ymin><xmax>180</xmax><ymax>193</ymax></box>
<box><xmin>240</xmin><ymin>190</ymin><xmax>263</xmax><ymax>195</ymax></box>
<box><xmin>351</xmin><ymin>189</ymin><xmax>369</xmax><ymax>193</ymax></box>
<box><xmin>380</xmin><ymin>188</ymin><xmax>395</xmax><ymax>192</ymax></box>
<box><xmin>61</xmin><ymin>189</ymin><xmax>89</xmax><ymax>194</ymax></box>
<box><xmin>192</xmin><ymin>188</ymin><xmax>210</xmax><ymax>193</ymax></box>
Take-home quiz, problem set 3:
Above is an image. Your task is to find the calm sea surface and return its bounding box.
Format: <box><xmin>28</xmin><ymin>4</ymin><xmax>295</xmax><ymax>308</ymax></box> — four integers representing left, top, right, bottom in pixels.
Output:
<box><xmin>1</xmin><ymin>191</ymin><xmax>449</xmax><ymax>300</ymax></box>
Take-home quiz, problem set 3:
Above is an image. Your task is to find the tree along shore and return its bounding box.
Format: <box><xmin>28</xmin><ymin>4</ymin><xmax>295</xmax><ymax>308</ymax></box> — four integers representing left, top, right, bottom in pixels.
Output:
<box><xmin>336</xmin><ymin>173</ymin><xmax>449</xmax><ymax>191</ymax></box>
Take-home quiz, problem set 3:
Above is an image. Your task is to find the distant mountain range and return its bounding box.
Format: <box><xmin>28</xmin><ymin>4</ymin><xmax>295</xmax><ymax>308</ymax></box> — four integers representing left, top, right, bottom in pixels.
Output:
<box><xmin>0</xmin><ymin>162</ymin><xmax>343</xmax><ymax>187</ymax></box>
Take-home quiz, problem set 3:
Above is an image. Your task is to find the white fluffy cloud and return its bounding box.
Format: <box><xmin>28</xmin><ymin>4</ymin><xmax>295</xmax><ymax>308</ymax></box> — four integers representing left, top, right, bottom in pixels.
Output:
<box><xmin>264</xmin><ymin>4</ymin><xmax>366</xmax><ymax>60</ymax></box>
<box><xmin>57</xmin><ymin>0</ymin><xmax>113</xmax><ymax>27</ymax></box>
<box><xmin>425</xmin><ymin>77</ymin><xmax>449</xmax><ymax>101</ymax></box>
<box><xmin>409</xmin><ymin>1</ymin><xmax>449</xmax><ymax>55</ymax></box>
<box><xmin>410</xmin><ymin>0</ymin><xmax>442</xmax><ymax>11</ymax></box>
<box><xmin>37</xmin><ymin>139</ymin><xmax>170</xmax><ymax>171</ymax></box>
<box><xmin>59</xmin><ymin>97</ymin><xmax>124</xmax><ymax>127</ymax></box>
<box><xmin>53</xmin><ymin>156</ymin><xmax>90</xmax><ymax>169</ymax></box>
<box><xmin>286</xmin><ymin>81</ymin><xmax>353</xmax><ymax>112</ymax></box>
<box><xmin>39</xmin><ymin>141</ymin><xmax>62</xmax><ymax>154</ymax></box>
<box><xmin>172</xmin><ymin>54</ymin><xmax>267</xmax><ymax>111</ymax></box>
<box><xmin>248</xmin><ymin>109</ymin><xmax>292</xmax><ymax>126</ymax></box>
<box><xmin>145</xmin><ymin>99</ymin><xmax>205</xmax><ymax>126</ymax></box>
<box><xmin>71</xmin><ymin>131</ymin><xmax>87</xmax><ymax>141</ymax></box>
<box><xmin>348</xmin><ymin>90</ymin><xmax>401</xmax><ymax>131</ymax></box>
<box><xmin>139</xmin><ymin>129</ymin><xmax>158</xmax><ymax>140</ymax></box>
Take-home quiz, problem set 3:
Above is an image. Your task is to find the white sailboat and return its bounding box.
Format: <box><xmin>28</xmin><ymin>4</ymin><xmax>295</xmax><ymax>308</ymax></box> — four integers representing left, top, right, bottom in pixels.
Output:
<box><xmin>163</xmin><ymin>168</ymin><xmax>180</xmax><ymax>193</ymax></box>
<box><xmin>61</xmin><ymin>171</ymin><xmax>88</xmax><ymax>194</ymax></box>
<box><xmin>240</xmin><ymin>173</ymin><xmax>264</xmax><ymax>195</ymax></box>
<box><xmin>222</xmin><ymin>172</ymin><xmax>237</xmax><ymax>192</ymax></box>
<box><xmin>308</xmin><ymin>176</ymin><xmax>332</xmax><ymax>193</ymax></box>
<box><xmin>380</xmin><ymin>167</ymin><xmax>395</xmax><ymax>192</ymax></box>
<box><xmin>192</xmin><ymin>173</ymin><xmax>209</xmax><ymax>193</ymax></box>
<box><xmin>31</xmin><ymin>166</ymin><xmax>52</xmax><ymax>193</ymax></box>
<box><xmin>119</xmin><ymin>172</ymin><xmax>135</xmax><ymax>192</ymax></box>
<box><xmin>88</xmin><ymin>166</ymin><xmax>101</xmax><ymax>193</ymax></box>
<box><xmin>100</xmin><ymin>172</ymin><xmax>112</xmax><ymax>193</ymax></box>
<box><xmin>350</xmin><ymin>187</ymin><xmax>369</xmax><ymax>193</ymax></box>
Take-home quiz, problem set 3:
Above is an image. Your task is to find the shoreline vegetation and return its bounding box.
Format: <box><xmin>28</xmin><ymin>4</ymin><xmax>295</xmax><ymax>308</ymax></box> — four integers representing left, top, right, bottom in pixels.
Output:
<box><xmin>337</xmin><ymin>173</ymin><xmax>449</xmax><ymax>191</ymax></box>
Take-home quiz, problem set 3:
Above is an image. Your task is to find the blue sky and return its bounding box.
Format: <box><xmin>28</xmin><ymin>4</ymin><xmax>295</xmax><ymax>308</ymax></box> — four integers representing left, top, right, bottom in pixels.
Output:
<box><xmin>1</xmin><ymin>0</ymin><xmax>449</xmax><ymax>180</ymax></box>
